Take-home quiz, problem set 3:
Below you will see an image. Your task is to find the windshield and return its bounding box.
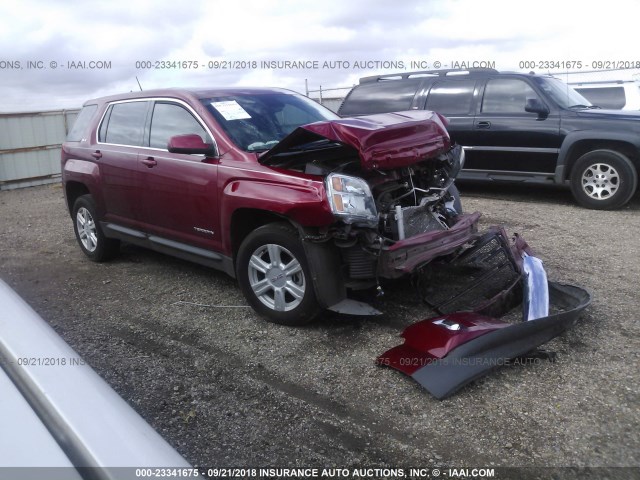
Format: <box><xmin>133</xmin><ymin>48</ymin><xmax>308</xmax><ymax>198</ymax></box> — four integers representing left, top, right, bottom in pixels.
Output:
<box><xmin>201</xmin><ymin>92</ymin><xmax>339</xmax><ymax>152</ymax></box>
<box><xmin>532</xmin><ymin>77</ymin><xmax>593</xmax><ymax>109</ymax></box>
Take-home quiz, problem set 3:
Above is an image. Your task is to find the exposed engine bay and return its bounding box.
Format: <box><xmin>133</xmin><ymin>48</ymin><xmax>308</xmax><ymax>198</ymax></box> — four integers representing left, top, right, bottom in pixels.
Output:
<box><xmin>370</xmin><ymin>145</ymin><xmax>463</xmax><ymax>241</ymax></box>
<box><xmin>301</xmin><ymin>143</ymin><xmax>464</xmax><ymax>242</ymax></box>
<box><xmin>315</xmin><ymin>144</ymin><xmax>467</xmax><ymax>286</ymax></box>
<box><xmin>260</xmin><ymin>109</ymin><xmax>461</xmax><ymax>242</ymax></box>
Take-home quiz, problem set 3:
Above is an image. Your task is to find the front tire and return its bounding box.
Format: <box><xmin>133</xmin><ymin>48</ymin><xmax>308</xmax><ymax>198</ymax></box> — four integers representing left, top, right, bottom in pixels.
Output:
<box><xmin>72</xmin><ymin>195</ymin><xmax>120</xmax><ymax>262</ymax></box>
<box><xmin>570</xmin><ymin>150</ymin><xmax>637</xmax><ymax>209</ymax></box>
<box><xmin>236</xmin><ymin>223</ymin><xmax>321</xmax><ymax>325</ymax></box>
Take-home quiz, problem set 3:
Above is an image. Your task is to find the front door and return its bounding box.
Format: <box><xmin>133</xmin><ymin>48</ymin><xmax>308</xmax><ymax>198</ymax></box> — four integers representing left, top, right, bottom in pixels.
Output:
<box><xmin>463</xmin><ymin>77</ymin><xmax>561</xmax><ymax>175</ymax></box>
<box><xmin>136</xmin><ymin>101</ymin><xmax>221</xmax><ymax>252</ymax></box>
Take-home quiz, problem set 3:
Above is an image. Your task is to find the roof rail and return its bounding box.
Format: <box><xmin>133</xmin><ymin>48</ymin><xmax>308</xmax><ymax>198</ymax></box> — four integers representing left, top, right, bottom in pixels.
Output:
<box><xmin>359</xmin><ymin>68</ymin><xmax>500</xmax><ymax>84</ymax></box>
<box><xmin>568</xmin><ymin>79</ymin><xmax>627</xmax><ymax>86</ymax></box>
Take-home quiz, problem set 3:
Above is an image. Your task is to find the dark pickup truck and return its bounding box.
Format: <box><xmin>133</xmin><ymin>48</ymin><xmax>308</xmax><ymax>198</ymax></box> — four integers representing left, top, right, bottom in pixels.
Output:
<box><xmin>339</xmin><ymin>68</ymin><xmax>640</xmax><ymax>209</ymax></box>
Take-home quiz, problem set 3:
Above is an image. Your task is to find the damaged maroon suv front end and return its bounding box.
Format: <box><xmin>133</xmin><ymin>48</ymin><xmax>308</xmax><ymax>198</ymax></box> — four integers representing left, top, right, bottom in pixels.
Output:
<box><xmin>262</xmin><ymin>109</ymin><xmax>591</xmax><ymax>398</ymax></box>
<box><xmin>259</xmin><ymin>111</ymin><xmax>479</xmax><ymax>314</ymax></box>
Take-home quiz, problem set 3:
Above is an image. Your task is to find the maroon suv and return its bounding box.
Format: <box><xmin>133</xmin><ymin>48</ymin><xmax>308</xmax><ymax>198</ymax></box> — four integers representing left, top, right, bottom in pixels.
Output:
<box><xmin>61</xmin><ymin>87</ymin><xmax>475</xmax><ymax>325</ymax></box>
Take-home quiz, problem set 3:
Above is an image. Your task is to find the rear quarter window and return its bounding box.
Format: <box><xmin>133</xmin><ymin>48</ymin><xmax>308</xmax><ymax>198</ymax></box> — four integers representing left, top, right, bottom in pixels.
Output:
<box><xmin>339</xmin><ymin>79</ymin><xmax>423</xmax><ymax>115</ymax></box>
<box><xmin>66</xmin><ymin>105</ymin><xmax>98</xmax><ymax>142</ymax></box>
<box><xmin>99</xmin><ymin>101</ymin><xmax>149</xmax><ymax>146</ymax></box>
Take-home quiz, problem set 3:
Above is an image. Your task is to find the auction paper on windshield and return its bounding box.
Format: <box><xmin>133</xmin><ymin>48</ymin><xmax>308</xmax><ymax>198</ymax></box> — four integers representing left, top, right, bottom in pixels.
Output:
<box><xmin>211</xmin><ymin>100</ymin><xmax>251</xmax><ymax>120</ymax></box>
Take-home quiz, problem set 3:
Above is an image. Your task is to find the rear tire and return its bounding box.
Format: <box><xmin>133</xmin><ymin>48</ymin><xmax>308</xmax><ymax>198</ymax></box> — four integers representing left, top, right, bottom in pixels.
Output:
<box><xmin>236</xmin><ymin>223</ymin><xmax>321</xmax><ymax>325</ymax></box>
<box><xmin>72</xmin><ymin>195</ymin><xmax>120</xmax><ymax>262</ymax></box>
<box><xmin>569</xmin><ymin>150</ymin><xmax>637</xmax><ymax>209</ymax></box>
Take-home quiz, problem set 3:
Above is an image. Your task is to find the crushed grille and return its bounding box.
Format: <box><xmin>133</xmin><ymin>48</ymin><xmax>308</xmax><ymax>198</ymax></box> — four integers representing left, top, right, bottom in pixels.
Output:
<box><xmin>418</xmin><ymin>231</ymin><xmax>521</xmax><ymax>314</ymax></box>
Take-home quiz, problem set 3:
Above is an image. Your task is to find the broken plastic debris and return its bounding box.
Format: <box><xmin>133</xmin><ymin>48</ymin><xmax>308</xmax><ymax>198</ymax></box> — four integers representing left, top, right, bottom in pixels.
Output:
<box><xmin>522</xmin><ymin>254</ymin><xmax>549</xmax><ymax>321</ymax></box>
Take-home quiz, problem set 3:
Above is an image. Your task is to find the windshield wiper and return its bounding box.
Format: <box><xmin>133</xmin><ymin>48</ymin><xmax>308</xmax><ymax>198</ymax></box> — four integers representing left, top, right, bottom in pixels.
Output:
<box><xmin>290</xmin><ymin>139</ymin><xmax>341</xmax><ymax>152</ymax></box>
<box><xmin>568</xmin><ymin>104</ymin><xmax>602</xmax><ymax>110</ymax></box>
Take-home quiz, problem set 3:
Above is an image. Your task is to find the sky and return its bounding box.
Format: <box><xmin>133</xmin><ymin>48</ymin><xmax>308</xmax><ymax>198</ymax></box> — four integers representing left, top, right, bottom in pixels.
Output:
<box><xmin>1</xmin><ymin>0</ymin><xmax>640</xmax><ymax>112</ymax></box>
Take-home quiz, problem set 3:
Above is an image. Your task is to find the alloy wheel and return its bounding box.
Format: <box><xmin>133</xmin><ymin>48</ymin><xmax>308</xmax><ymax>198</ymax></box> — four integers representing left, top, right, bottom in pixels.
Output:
<box><xmin>581</xmin><ymin>163</ymin><xmax>619</xmax><ymax>200</ymax></box>
<box><xmin>76</xmin><ymin>207</ymin><xmax>98</xmax><ymax>252</ymax></box>
<box><xmin>247</xmin><ymin>243</ymin><xmax>306</xmax><ymax>312</ymax></box>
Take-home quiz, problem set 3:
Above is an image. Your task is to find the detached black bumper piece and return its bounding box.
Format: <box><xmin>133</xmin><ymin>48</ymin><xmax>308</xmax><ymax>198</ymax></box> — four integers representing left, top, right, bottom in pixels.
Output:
<box><xmin>377</xmin><ymin>282</ymin><xmax>591</xmax><ymax>399</ymax></box>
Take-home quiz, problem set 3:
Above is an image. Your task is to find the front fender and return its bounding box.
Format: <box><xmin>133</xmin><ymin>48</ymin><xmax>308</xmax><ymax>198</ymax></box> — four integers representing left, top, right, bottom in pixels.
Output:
<box><xmin>555</xmin><ymin>131</ymin><xmax>640</xmax><ymax>183</ymax></box>
<box><xmin>221</xmin><ymin>179</ymin><xmax>334</xmax><ymax>227</ymax></box>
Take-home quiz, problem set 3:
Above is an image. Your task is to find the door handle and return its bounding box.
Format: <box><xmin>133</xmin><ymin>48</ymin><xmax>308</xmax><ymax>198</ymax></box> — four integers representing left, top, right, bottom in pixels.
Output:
<box><xmin>91</xmin><ymin>151</ymin><xmax>102</xmax><ymax>159</ymax></box>
<box><xmin>476</xmin><ymin>121</ymin><xmax>491</xmax><ymax>129</ymax></box>
<box><xmin>141</xmin><ymin>157</ymin><xmax>157</xmax><ymax>168</ymax></box>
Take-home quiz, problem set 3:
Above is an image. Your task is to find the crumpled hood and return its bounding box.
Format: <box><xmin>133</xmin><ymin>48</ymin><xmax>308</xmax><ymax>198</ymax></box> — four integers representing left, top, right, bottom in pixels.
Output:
<box><xmin>259</xmin><ymin>111</ymin><xmax>451</xmax><ymax>171</ymax></box>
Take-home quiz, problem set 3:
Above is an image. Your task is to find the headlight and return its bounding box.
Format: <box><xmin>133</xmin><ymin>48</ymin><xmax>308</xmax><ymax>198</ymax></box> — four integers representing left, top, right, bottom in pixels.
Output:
<box><xmin>326</xmin><ymin>174</ymin><xmax>377</xmax><ymax>225</ymax></box>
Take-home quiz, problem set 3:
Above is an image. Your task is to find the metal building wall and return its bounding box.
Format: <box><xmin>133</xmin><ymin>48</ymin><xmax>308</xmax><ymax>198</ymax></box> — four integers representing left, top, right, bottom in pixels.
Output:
<box><xmin>0</xmin><ymin>109</ymin><xmax>79</xmax><ymax>190</ymax></box>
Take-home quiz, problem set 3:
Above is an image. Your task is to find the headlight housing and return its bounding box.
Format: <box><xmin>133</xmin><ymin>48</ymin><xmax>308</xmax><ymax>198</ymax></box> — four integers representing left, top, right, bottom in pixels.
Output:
<box><xmin>326</xmin><ymin>174</ymin><xmax>377</xmax><ymax>225</ymax></box>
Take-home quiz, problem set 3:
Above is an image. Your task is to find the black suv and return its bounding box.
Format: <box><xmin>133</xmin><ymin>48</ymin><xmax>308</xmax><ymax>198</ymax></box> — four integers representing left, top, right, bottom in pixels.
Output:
<box><xmin>339</xmin><ymin>68</ymin><xmax>640</xmax><ymax>209</ymax></box>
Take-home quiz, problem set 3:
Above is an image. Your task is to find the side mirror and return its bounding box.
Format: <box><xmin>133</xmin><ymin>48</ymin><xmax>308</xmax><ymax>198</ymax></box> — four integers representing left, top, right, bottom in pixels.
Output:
<box><xmin>167</xmin><ymin>134</ymin><xmax>217</xmax><ymax>156</ymax></box>
<box><xmin>525</xmin><ymin>98</ymin><xmax>549</xmax><ymax>118</ymax></box>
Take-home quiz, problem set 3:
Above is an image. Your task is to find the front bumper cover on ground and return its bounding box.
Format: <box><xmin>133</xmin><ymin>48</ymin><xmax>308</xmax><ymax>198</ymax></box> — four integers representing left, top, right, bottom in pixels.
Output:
<box><xmin>377</xmin><ymin>230</ymin><xmax>592</xmax><ymax>399</ymax></box>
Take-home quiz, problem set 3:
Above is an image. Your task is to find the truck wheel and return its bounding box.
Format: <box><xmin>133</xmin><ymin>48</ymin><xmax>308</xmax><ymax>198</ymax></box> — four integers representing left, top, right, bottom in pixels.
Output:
<box><xmin>570</xmin><ymin>150</ymin><xmax>637</xmax><ymax>209</ymax></box>
<box><xmin>236</xmin><ymin>223</ymin><xmax>321</xmax><ymax>325</ymax></box>
<box><xmin>72</xmin><ymin>195</ymin><xmax>120</xmax><ymax>262</ymax></box>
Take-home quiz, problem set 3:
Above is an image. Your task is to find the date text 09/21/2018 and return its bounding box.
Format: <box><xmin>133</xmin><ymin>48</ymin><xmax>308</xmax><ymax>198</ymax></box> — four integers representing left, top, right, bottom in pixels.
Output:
<box><xmin>519</xmin><ymin>60</ymin><xmax>640</xmax><ymax>70</ymax></box>
<box><xmin>14</xmin><ymin>357</ymin><xmax>86</xmax><ymax>367</ymax></box>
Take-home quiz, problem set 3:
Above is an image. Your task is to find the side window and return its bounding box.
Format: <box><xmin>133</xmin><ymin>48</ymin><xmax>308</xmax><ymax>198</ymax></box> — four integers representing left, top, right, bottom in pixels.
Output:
<box><xmin>67</xmin><ymin>105</ymin><xmax>97</xmax><ymax>141</ymax></box>
<box><xmin>425</xmin><ymin>80</ymin><xmax>476</xmax><ymax>115</ymax></box>
<box><xmin>100</xmin><ymin>101</ymin><xmax>148</xmax><ymax>146</ymax></box>
<box><xmin>482</xmin><ymin>79</ymin><xmax>539</xmax><ymax>114</ymax></box>
<box><xmin>149</xmin><ymin>103</ymin><xmax>209</xmax><ymax>149</ymax></box>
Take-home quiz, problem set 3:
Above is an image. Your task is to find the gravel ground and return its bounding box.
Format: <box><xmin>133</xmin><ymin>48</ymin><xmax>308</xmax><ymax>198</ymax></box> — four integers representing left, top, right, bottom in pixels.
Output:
<box><xmin>0</xmin><ymin>183</ymin><xmax>639</xmax><ymax>478</ymax></box>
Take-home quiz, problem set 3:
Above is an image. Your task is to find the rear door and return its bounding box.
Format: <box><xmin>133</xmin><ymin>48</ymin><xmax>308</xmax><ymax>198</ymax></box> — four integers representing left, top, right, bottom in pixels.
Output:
<box><xmin>137</xmin><ymin>100</ymin><xmax>221</xmax><ymax>252</ymax></box>
<box><xmin>96</xmin><ymin>100</ymin><xmax>150</xmax><ymax>227</ymax></box>
<box><xmin>462</xmin><ymin>77</ymin><xmax>561</xmax><ymax>176</ymax></box>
